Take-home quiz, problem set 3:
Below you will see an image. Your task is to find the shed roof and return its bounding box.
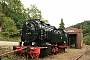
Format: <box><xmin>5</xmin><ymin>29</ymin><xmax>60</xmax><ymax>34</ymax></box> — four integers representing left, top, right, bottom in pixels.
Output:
<box><xmin>65</xmin><ymin>27</ymin><xmax>83</xmax><ymax>34</ymax></box>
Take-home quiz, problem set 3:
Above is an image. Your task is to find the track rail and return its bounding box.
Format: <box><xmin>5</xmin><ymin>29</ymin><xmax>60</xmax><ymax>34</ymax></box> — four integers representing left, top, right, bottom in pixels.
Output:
<box><xmin>0</xmin><ymin>47</ymin><xmax>27</xmax><ymax>60</ymax></box>
<box><xmin>75</xmin><ymin>45</ymin><xmax>88</xmax><ymax>60</ymax></box>
<box><xmin>0</xmin><ymin>47</ymin><xmax>26</xmax><ymax>56</ymax></box>
<box><xmin>0</xmin><ymin>49</ymin><xmax>86</xmax><ymax>60</ymax></box>
<box><xmin>75</xmin><ymin>51</ymin><xmax>86</xmax><ymax>60</ymax></box>
<box><xmin>0</xmin><ymin>46</ymin><xmax>47</xmax><ymax>60</ymax></box>
<box><xmin>1</xmin><ymin>46</ymin><xmax>88</xmax><ymax>60</ymax></box>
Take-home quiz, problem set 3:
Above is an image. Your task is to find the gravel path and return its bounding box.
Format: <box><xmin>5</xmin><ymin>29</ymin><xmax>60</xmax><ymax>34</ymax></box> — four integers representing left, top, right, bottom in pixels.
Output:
<box><xmin>0</xmin><ymin>41</ymin><xmax>18</xmax><ymax>46</ymax></box>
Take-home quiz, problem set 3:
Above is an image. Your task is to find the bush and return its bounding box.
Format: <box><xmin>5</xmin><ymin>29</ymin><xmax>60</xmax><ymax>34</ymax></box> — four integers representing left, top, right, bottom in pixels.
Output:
<box><xmin>0</xmin><ymin>32</ymin><xmax>20</xmax><ymax>42</ymax></box>
<box><xmin>84</xmin><ymin>35</ymin><xmax>90</xmax><ymax>45</ymax></box>
<box><xmin>2</xmin><ymin>32</ymin><xmax>9</xmax><ymax>37</ymax></box>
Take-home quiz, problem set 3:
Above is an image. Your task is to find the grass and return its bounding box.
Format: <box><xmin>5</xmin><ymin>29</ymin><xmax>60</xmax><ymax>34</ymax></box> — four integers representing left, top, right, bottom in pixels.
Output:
<box><xmin>0</xmin><ymin>32</ymin><xmax>21</xmax><ymax>42</ymax></box>
<box><xmin>1</xmin><ymin>53</ymin><xmax>30</xmax><ymax>60</ymax></box>
<box><xmin>0</xmin><ymin>35</ymin><xmax>20</xmax><ymax>42</ymax></box>
<box><xmin>0</xmin><ymin>37</ymin><xmax>20</xmax><ymax>42</ymax></box>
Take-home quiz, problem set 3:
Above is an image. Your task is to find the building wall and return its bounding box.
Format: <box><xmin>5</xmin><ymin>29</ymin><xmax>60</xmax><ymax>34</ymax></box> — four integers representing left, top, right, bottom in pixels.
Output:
<box><xmin>76</xmin><ymin>33</ymin><xmax>81</xmax><ymax>49</ymax></box>
<box><xmin>65</xmin><ymin>27</ymin><xmax>83</xmax><ymax>49</ymax></box>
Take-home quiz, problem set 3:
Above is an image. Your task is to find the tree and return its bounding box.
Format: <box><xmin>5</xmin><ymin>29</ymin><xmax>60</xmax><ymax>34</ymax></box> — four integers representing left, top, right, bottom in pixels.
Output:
<box><xmin>27</xmin><ymin>4</ymin><xmax>42</xmax><ymax>20</ymax></box>
<box><xmin>59</xmin><ymin>18</ymin><xmax>65</xmax><ymax>29</ymax></box>
<box><xmin>0</xmin><ymin>12</ymin><xmax>5</xmax><ymax>26</ymax></box>
<box><xmin>26</xmin><ymin>4</ymin><xmax>49</xmax><ymax>23</ymax></box>
<box><xmin>22</xmin><ymin>8</ymin><xmax>30</xmax><ymax>20</ymax></box>
<box><xmin>84</xmin><ymin>35</ymin><xmax>90</xmax><ymax>45</ymax></box>
<box><xmin>0</xmin><ymin>1</ymin><xmax>2</xmax><ymax>12</ymax></box>
<box><xmin>0</xmin><ymin>1</ymin><xmax>47</xmax><ymax>29</ymax></box>
<box><xmin>70</xmin><ymin>20</ymin><xmax>90</xmax><ymax>45</ymax></box>
<box><xmin>1</xmin><ymin>0</ymin><xmax>27</xmax><ymax>29</ymax></box>
<box><xmin>2</xmin><ymin>17</ymin><xmax>17</xmax><ymax>34</ymax></box>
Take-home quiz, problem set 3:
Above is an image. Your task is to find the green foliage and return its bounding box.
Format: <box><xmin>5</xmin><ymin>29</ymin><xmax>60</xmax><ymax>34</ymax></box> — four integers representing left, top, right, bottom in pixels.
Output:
<box><xmin>1</xmin><ymin>0</ymin><xmax>46</xmax><ymax>29</ymax></box>
<box><xmin>84</xmin><ymin>35</ymin><xmax>90</xmax><ymax>45</ymax></box>
<box><xmin>0</xmin><ymin>0</ymin><xmax>48</xmax><ymax>42</ymax></box>
<box><xmin>70</xmin><ymin>20</ymin><xmax>90</xmax><ymax>45</ymax></box>
<box><xmin>0</xmin><ymin>2</ymin><xmax>2</xmax><ymax>12</ymax></box>
<box><xmin>0</xmin><ymin>32</ymin><xmax>20</xmax><ymax>41</ymax></box>
<box><xmin>70</xmin><ymin>20</ymin><xmax>90</xmax><ymax>36</ymax></box>
<box><xmin>1</xmin><ymin>17</ymin><xmax>18</xmax><ymax>39</ymax></box>
<box><xmin>2</xmin><ymin>17</ymin><xmax>17</xmax><ymax>33</ymax></box>
<box><xmin>59</xmin><ymin>18</ymin><xmax>65</xmax><ymax>29</ymax></box>
<box><xmin>1</xmin><ymin>0</ymin><xmax>26</xmax><ymax>29</ymax></box>
<box><xmin>0</xmin><ymin>12</ymin><xmax>5</xmax><ymax>26</ymax></box>
<box><xmin>3</xmin><ymin>0</ymin><xmax>23</xmax><ymax>15</ymax></box>
<box><xmin>26</xmin><ymin>4</ymin><xmax>42</xmax><ymax>20</ymax></box>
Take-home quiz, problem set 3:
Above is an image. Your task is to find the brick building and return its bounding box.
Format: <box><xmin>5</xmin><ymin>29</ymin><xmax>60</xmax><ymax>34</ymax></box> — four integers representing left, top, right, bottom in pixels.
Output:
<box><xmin>65</xmin><ymin>27</ymin><xmax>83</xmax><ymax>49</ymax></box>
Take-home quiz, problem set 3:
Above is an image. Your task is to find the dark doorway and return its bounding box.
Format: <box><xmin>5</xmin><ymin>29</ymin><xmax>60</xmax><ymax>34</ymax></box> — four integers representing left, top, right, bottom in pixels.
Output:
<box><xmin>68</xmin><ymin>34</ymin><xmax>76</xmax><ymax>48</ymax></box>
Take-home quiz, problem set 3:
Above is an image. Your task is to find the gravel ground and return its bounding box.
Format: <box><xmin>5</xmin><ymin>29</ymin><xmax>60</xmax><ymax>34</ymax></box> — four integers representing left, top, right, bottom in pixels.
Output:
<box><xmin>78</xmin><ymin>45</ymin><xmax>90</xmax><ymax>60</ymax></box>
<box><xmin>39</xmin><ymin>45</ymin><xmax>88</xmax><ymax>60</ymax></box>
<box><xmin>0</xmin><ymin>45</ymin><xmax>90</xmax><ymax>60</ymax></box>
<box><xmin>0</xmin><ymin>41</ymin><xmax>18</xmax><ymax>46</ymax></box>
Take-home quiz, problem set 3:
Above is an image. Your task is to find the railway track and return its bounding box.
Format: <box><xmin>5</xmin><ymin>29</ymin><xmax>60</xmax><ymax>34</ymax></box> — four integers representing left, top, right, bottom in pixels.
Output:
<box><xmin>0</xmin><ymin>45</ymin><xmax>90</xmax><ymax>60</ymax></box>
<box><xmin>75</xmin><ymin>50</ymin><xmax>87</xmax><ymax>60</ymax></box>
<box><xmin>39</xmin><ymin>45</ymin><xmax>89</xmax><ymax>60</ymax></box>
<box><xmin>76</xmin><ymin>45</ymin><xmax>90</xmax><ymax>60</ymax></box>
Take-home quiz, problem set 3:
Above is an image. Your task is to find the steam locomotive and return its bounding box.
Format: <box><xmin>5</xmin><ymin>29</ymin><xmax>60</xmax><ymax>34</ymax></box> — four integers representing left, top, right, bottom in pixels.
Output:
<box><xmin>13</xmin><ymin>19</ymin><xmax>69</xmax><ymax>59</ymax></box>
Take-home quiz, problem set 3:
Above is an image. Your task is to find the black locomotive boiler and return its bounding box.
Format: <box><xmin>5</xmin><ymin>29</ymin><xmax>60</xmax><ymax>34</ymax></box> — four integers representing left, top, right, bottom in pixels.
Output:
<box><xmin>13</xmin><ymin>19</ymin><xmax>70</xmax><ymax>59</ymax></box>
